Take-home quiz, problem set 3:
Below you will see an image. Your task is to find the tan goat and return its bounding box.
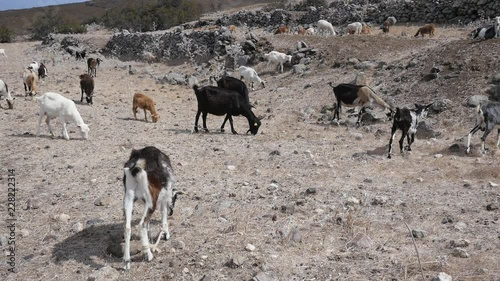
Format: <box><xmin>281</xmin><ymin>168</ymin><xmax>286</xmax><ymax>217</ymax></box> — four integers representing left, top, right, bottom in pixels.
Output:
<box><xmin>23</xmin><ymin>68</ymin><xmax>38</xmax><ymax>96</ymax></box>
<box><xmin>132</xmin><ymin>93</ymin><xmax>159</xmax><ymax>123</ymax></box>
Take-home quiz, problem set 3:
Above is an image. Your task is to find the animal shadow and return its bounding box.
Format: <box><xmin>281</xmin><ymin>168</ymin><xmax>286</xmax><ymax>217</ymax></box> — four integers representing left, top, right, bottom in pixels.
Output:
<box><xmin>52</xmin><ymin>223</ymin><xmax>123</xmax><ymax>269</ymax></box>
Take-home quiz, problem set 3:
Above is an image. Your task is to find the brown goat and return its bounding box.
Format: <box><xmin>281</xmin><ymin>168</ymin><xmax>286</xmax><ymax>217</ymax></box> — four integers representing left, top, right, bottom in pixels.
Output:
<box><xmin>132</xmin><ymin>93</ymin><xmax>159</xmax><ymax>123</ymax></box>
<box><xmin>298</xmin><ymin>26</ymin><xmax>305</xmax><ymax>35</ymax></box>
<box><xmin>274</xmin><ymin>25</ymin><xmax>290</xmax><ymax>34</ymax></box>
<box><xmin>79</xmin><ymin>74</ymin><xmax>94</xmax><ymax>105</ymax></box>
<box><xmin>23</xmin><ymin>68</ymin><xmax>38</xmax><ymax>96</ymax></box>
<box><xmin>361</xmin><ymin>25</ymin><xmax>372</xmax><ymax>34</ymax></box>
<box><xmin>414</xmin><ymin>24</ymin><xmax>435</xmax><ymax>37</ymax></box>
<box><xmin>87</xmin><ymin>58</ymin><xmax>102</xmax><ymax>77</ymax></box>
<box><xmin>382</xmin><ymin>20</ymin><xmax>390</xmax><ymax>33</ymax></box>
<box><xmin>228</xmin><ymin>25</ymin><xmax>237</xmax><ymax>33</ymax></box>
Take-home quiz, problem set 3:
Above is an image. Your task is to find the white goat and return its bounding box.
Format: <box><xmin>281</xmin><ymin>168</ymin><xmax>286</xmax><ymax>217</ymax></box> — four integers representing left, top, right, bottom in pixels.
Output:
<box><xmin>305</xmin><ymin>27</ymin><xmax>315</xmax><ymax>35</ymax></box>
<box><xmin>317</xmin><ymin>20</ymin><xmax>336</xmax><ymax>36</ymax></box>
<box><xmin>35</xmin><ymin>92</ymin><xmax>90</xmax><ymax>140</ymax></box>
<box><xmin>29</xmin><ymin>61</ymin><xmax>39</xmax><ymax>74</ymax></box>
<box><xmin>387</xmin><ymin>16</ymin><xmax>397</xmax><ymax>26</ymax></box>
<box><xmin>495</xmin><ymin>16</ymin><xmax>500</xmax><ymax>38</ymax></box>
<box><xmin>264</xmin><ymin>51</ymin><xmax>292</xmax><ymax>73</ymax></box>
<box><xmin>346</xmin><ymin>22</ymin><xmax>362</xmax><ymax>35</ymax></box>
<box><xmin>236</xmin><ymin>66</ymin><xmax>265</xmax><ymax>90</ymax></box>
<box><xmin>0</xmin><ymin>49</ymin><xmax>6</xmax><ymax>57</ymax></box>
<box><xmin>0</xmin><ymin>79</ymin><xmax>14</xmax><ymax>109</ymax></box>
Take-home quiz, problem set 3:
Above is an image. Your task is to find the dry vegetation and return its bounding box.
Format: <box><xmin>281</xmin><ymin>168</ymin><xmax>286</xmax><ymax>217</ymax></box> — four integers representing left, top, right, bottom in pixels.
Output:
<box><xmin>0</xmin><ymin>12</ymin><xmax>500</xmax><ymax>281</ymax></box>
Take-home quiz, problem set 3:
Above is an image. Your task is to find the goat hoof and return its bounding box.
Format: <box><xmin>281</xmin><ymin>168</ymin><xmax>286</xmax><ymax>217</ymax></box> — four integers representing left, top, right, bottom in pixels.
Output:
<box><xmin>123</xmin><ymin>262</ymin><xmax>130</xmax><ymax>270</ymax></box>
<box><xmin>220</xmin><ymin>128</ymin><xmax>225</xmax><ymax>133</ymax></box>
<box><xmin>387</xmin><ymin>154</ymin><xmax>392</xmax><ymax>159</ymax></box>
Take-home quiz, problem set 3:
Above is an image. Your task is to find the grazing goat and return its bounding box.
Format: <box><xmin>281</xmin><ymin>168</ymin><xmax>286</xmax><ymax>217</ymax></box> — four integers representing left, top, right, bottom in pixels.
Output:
<box><xmin>381</xmin><ymin>20</ymin><xmax>390</xmax><ymax>33</ymax></box>
<box><xmin>298</xmin><ymin>26</ymin><xmax>305</xmax><ymax>35</ymax></box>
<box><xmin>305</xmin><ymin>27</ymin><xmax>315</xmax><ymax>35</ymax></box>
<box><xmin>275</xmin><ymin>25</ymin><xmax>290</xmax><ymax>34</ymax></box>
<box><xmin>236</xmin><ymin>66</ymin><xmax>265</xmax><ymax>90</ymax></box>
<box><xmin>132</xmin><ymin>93</ymin><xmax>159</xmax><ymax>123</ymax></box>
<box><xmin>466</xmin><ymin>101</ymin><xmax>500</xmax><ymax>154</ymax></box>
<box><xmin>79</xmin><ymin>74</ymin><xmax>94</xmax><ymax>105</ymax></box>
<box><xmin>87</xmin><ymin>58</ymin><xmax>102</xmax><ymax>77</ymax></box>
<box><xmin>328</xmin><ymin>82</ymin><xmax>393</xmax><ymax>126</ymax></box>
<box><xmin>216</xmin><ymin>76</ymin><xmax>250</xmax><ymax>105</ymax></box>
<box><xmin>0</xmin><ymin>49</ymin><xmax>6</xmax><ymax>57</ymax></box>
<box><xmin>414</xmin><ymin>24</ymin><xmax>435</xmax><ymax>37</ymax></box>
<box><xmin>473</xmin><ymin>26</ymin><xmax>495</xmax><ymax>40</ymax></box>
<box><xmin>387</xmin><ymin>103</ymin><xmax>432</xmax><ymax>158</ymax></box>
<box><xmin>495</xmin><ymin>16</ymin><xmax>500</xmax><ymax>37</ymax></box>
<box><xmin>35</xmin><ymin>92</ymin><xmax>90</xmax><ymax>140</ymax></box>
<box><xmin>122</xmin><ymin>146</ymin><xmax>180</xmax><ymax>270</ymax></box>
<box><xmin>38</xmin><ymin>63</ymin><xmax>48</xmax><ymax>79</ymax></box>
<box><xmin>264</xmin><ymin>51</ymin><xmax>292</xmax><ymax>73</ymax></box>
<box><xmin>0</xmin><ymin>79</ymin><xmax>14</xmax><ymax>109</ymax></box>
<box><xmin>23</xmin><ymin>68</ymin><xmax>38</xmax><ymax>96</ymax></box>
<box><xmin>75</xmin><ymin>50</ymin><xmax>86</xmax><ymax>61</ymax></box>
<box><xmin>346</xmin><ymin>22</ymin><xmax>362</xmax><ymax>35</ymax></box>
<box><xmin>317</xmin><ymin>20</ymin><xmax>336</xmax><ymax>36</ymax></box>
<box><xmin>361</xmin><ymin>24</ymin><xmax>372</xmax><ymax>34</ymax></box>
<box><xmin>192</xmin><ymin>85</ymin><xmax>261</xmax><ymax>135</ymax></box>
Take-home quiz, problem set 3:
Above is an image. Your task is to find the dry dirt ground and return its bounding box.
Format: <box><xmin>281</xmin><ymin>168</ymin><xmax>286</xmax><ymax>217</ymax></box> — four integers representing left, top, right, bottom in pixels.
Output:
<box><xmin>0</xmin><ymin>22</ymin><xmax>500</xmax><ymax>281</ymax></box>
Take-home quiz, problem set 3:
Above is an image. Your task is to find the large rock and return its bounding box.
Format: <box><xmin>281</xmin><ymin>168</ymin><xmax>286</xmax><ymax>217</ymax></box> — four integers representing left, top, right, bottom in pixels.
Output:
<box><xmin>465</xmin><ymin>95</ymin><xmax>489</xmax><ymax>107</ymax></box>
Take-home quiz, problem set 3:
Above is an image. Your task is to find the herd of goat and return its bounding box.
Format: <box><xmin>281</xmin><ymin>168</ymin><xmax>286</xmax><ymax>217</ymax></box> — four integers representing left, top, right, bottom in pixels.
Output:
<box><xmin>1</xmin><ymin>16</ymin><xmax>500</xmax><ymax>270</ymax></box>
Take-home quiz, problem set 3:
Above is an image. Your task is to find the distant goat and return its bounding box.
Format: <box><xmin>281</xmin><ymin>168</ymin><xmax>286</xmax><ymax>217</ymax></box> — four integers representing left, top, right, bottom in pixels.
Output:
<box><xmin>472</xmin><ymin>26</ymin><xmax>495</xmax><ymax>40</ymax></box>
<box><xmin>236</xmin><ymin>66</ymin><xmax>265</xmax><ymax>90</ymax></box>
<box><xmin>38</xmin><ymin>63</ymin><xmax>48</xmax><ymax>79</ymax></box>
<box><xmin>35</xmin><ymin>92</ymin><xmax>90</xmax><ymax>140</ymax></box>
<box><xmin>0</xmin><ymin>49</ymin><xmax>6</xmax><ymax>57</ymax></box>
<box><xmin>387</xmin><ymin>103</ymin><xmax>433</xmax><ymax>158</ymax></box>
<box><xmin>192</xmin><ymin>85</ymin><xmax>261</xmax><ymax>135</ymax></box>
<box><xmin>122</xmin><ymin>146</ymin><xmax>180</xmax><ymax>270</ymax></box>
<box><xmin>317</xmin><ymin>20</ymin><xmax>336</xmax><ymax>36</ymax></box>
<box><xmin>305</xmin><ymin>27</ymin><xmax>315</xmax><ymax>35</ymax></box>
<box><xmin>361</xmin><ymin>24</ymin><xmax>372</xmax><ymax>34</ymax></box>
<box><xmin>79</xmin><ymin>74</ymin><xmax>94</xmax><ymax>105</ymax></box>
<box><xmin>275</xmin><ymin>25</ymin><xmax>290</xmax><ymax>34</ymax></box>
<box><xmin>216</xmin><ymin>76</ymin><xmax>250</xmax><ymax>105</ymax></box>
<box><xmin>264</xmin><ymin>50</ymin><xmax>292</xmax><ymax>73</ymax></box>
<box><xmin>298</xmin><ymin>26</ymin><xmax>305</xmax><ymax>35</ymax></box>
<box><xmin>328</xmin><ymin>82</ymin><xmax>393</xmax><ymax>126</ymax></box>
<box><xmin>387</xmin><ymin>16</ymin><xmax>397</xmax><ymax>25</ymax></box>
<box><xmin>87</xmin><ymin>58</ymin><xmax>102</xmax><ymax>77</ymax></box>
<box><xmin>414</xmin><ymin>24</ymin><xmax>435</xmax><ymax>37</ymax></box>
<box><xmin>132</xmin><ymin>93</ymin><xmax>159</xmax><ymax>123</ymax></box>
<box><xmin>23</xmin><ymin>68</ymin><xmax>38</xmax><ymax>96</ymax></box>
<box><xmin>75</xmin><ymin>50</ymin><xmax>86</xmax><ymax>61</ymax></box>
<box><xmin>381</xmin><ymin>20</ymin><xmax>390</xmax><ymax>33</ymax></box>
<box><xmin>0</xmin><ymin>79</ymin><xmax>14</xmax><ymax>109</ymax></box>
<box><xmin>466</xmin><ymin>101</ymin><xmax>500</xmax><ymax>154</ymax></box>
<box><xmin>346</xmin><ymin>22</ymin><xmax>362</xmax><ymax>35</ymax></box>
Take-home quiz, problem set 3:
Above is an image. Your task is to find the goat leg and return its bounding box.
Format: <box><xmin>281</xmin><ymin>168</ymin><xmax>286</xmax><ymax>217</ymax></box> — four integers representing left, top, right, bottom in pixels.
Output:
<box><xmin>466</xmin><ymin>125</ymin><xmax>482</xmax><ymax>153</ymax></box>
<box><xmin>201</xmin><ymin>112</ymin><xmax>209</xmax><ymax>132</ymax></box>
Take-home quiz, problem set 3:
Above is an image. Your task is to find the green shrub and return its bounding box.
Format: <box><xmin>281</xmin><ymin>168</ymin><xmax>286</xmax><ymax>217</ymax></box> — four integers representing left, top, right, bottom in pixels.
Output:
<box><xmin>0</xmin><ymin>25</ymin><xmax>13</xmax><ymax>43</ymax></box>
<box><xmin>29</xmin><ymin>8</ymin><xmax>86</xmax><ymax>40</ymax></box>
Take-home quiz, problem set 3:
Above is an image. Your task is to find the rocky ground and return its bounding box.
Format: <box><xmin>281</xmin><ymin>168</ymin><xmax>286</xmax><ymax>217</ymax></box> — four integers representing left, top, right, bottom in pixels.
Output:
<box><xmin>0</xmin><ymin>16</ymin><xmax>500</xmax><ymax>281</ymax></box>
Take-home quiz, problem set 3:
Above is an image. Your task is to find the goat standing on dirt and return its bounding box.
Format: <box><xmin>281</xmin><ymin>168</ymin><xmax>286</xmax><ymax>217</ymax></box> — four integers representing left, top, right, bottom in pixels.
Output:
<box><xmin>466</xmin><ymin>101</ymin><xmax>500</xmax><ymax>154</ymax></box>
<box><xmin>387</xmin><ymin>103</ymin><xmax>432</xmax><ymax>158</ymax></box>
<box><xmin>328</xmin><ymin>82</ymin><xmax>393</xmax><ymax>126</ymax></box>
<box><xmin>414</xmin><ymin>24</ymin><xmax>435</xmax><ymax>37</ymax></box>
<box><xmin>132</xmin><ymin>93</ymin><xmax>159</xmax><ymax>123</ymax></box>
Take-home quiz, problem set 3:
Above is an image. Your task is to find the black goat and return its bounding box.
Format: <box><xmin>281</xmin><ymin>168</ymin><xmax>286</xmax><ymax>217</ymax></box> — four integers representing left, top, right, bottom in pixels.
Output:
<box><xmin>387</xmin><ymin>103</ymin><xmax>433</xmax><ymax>158</ymax></box>
<box><xmin>79</xmin><ymin>74</ymin><xmax>94</xmax><ymax>105</ymax></box>
<box><xmin>76</xmin><ymin>50</ymin><xmax>86</xmax><ymax>61</ymax></box>
<box><xmin>216</xmin><ymin>76</ymin><xmax>250</xmax><ymax>105</ymax></box>
<box><xmin>38</xmin><ymin>63</ymin><xmax>48</xmax><ymax>79</ymax></box>
<box><xmin>328</xmin><ymin>82</ymin><xmax>393</xmax><ymax>126</ymax></box>
<box><xmin>466</xmin><ymin>101</ymin><xmax>500</xmax><ymax>154</ymax></box>
<box><xmin>87</xmin><ymin>58</ymin><xmax>102</xmax><ymax>77</ymax></box>
<box><xmin>192</xmin><ymin>85</ymin><xmax>261</xmax><ymax>135</ymax></box>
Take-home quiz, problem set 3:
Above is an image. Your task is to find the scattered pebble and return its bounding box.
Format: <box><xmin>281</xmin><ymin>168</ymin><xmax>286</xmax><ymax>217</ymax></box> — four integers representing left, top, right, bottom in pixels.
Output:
<box><xmin>486</xmin><ymin>203</ymin><xmax>498</xmax><ymax>211</ymax></box>
<box><xmin>432</xmin><ymin>272</ymin><xmax>452</xmax><ymax>281</ymax></box>
<box><xmin>452</xmin><ymin>248</ymin><xmax>469</xmax><ymax>258</ymax></box>
<box><xmin>245</xmin><ymin>243</ymin><xmax>256</xmax><ymax>252</ymax></box>
<box><xmin>411</xmin><ymin>229</ymin><xmax>426</xmax><ymax>239</ymax></box>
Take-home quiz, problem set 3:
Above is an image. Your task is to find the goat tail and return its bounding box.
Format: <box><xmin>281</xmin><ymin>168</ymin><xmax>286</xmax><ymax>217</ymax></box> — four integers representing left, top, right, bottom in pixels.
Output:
<box><xmin>414</xmin><ymin>29</ymin><xmax>420</xmax><ymax>37</ymax></box>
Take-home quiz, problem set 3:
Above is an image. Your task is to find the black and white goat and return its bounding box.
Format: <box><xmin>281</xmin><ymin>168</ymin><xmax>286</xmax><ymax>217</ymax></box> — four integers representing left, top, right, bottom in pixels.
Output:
<box><xmin>192</xmin><ymin>85</ymin><xmax>261</xmax><ymax>135</ymax></box>
<box><xmin>466</xmin><ymin>101</ymin><xmax>500</xmax><ymax>154</ymax></box>
<box><xmin>387</xmin><ymin>103</ymin><xmax>433</xmax><ymax>158</ymax></box>
<box><xmin>123</xmin><ymin>146</ymin><xmax>181</xmax><ymax>270</ymax></box>
<box><xmin>216</xmin><ymin>75</ymin><xmax>250</xmax><ymax>105</ymax></box>
<box><xmin>38</xmin><ymin>63</ymin><xmax>48</xmax><ymax>79</ymax></box>
<box><xmin>328</xmin><ymin>82</ymin><xmax>393</xmax><ymax>126</ymax></box>
<box><xmin>472</xmin><ymin>26</ymin><xmax>495</xmax><ymax>40</ymax></box>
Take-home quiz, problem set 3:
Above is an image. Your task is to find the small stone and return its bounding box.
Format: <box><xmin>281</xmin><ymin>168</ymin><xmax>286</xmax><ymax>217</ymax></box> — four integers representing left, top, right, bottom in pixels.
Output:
<box><xmin>245</xmin><ymin>243</ymin><xmax>256</xmax><ymax>251</ymax></box>
<box><xmin>42</xmin><ymin>234</ymin><xmax>57</xmax><ymax>242</ymax></box>
<box><xmin>253</xmin><ymin>272</ymin><xmax>275</xmax><ymax>281</ymax></box>
<box><xmin>290</xmin><ymin>228</ymin><xmax>302</xmax><ymax>243</ymax></box>
<box><xmin>372</xmin><ymin>195</ymin><xmax>388</xmax><ymax>206</ymax></box>
<box><xmin>416</xmin><ymin>178</ymin><xmax>424</xmax><ymax>183</ymax></box>
<box><xmin>90</xmin><ymin>179</ymin><xmax>97</xmax><ymax>184</ymax></box>
<box><xmin>86</xmin><ymin>218</ymin><xmax>104</xmax><ymax>226</ymax></box>
<box><xmin>94</xmin><ymin>197</ymin><xmax>110</xmax><ymax>207</ymax></box>
<box><xmin>183</xmin><ymin>267</ymin><xmax>189</xmax><ymax>273</ymax></box>
<box><xmin>228</xmin><ymin>255</ymin><xmax>246</xmax><ymax>268</ymax></box>
<box><xmin>434</xmin><ymin>154</ymin><xmax>443</xmax><ymax>158</ymax></box>
<box><xmin>305</xmin><ymin>187</ymin><xmax>316</xmax><ymax>194</ymax></box>
<box><xmin>452</xmin><ymin>248</ymin><xmax>470</xmax><ymax>258</ymax></box>
<box><xmin>72</xmin><ymin>222</ymin><xmax>83</xmax><ymax>232</ymax></box>
<box><xmin>441</xmin><ymin>216</ymin><xmax>453</xmax><ymax>224</ymax></box>
<box><xmin>56</xmin><ymin>214</ymin><xmax>70</xmax><ymax>222</ymax></box>
<box><xmin>432</xmin><ymin>272</ymin><xmax>452</xmax><ymax>281</ymax></box>
<box><xmin>454</xmin><ymin>222</ymin><xmax>467</xmax><ymax>231</ymax></box>
<box><xmin>449</xmin><ymin>239</ymin><xmax>470</xmax><ymax>248</ymax></box>
<box><xmin>20</xmin><ymin>229</ymin><xmax>30</xmax><ymax>237</ymax></box>
<box><xmin>226</xmin><ymin>165</ymin><xmax>236</xmax><ymax>171</ymax></box>
<box><xmin>348</xmin><ymin>233</ymin><xmax>373</xmax><ymax>248</ymax></box>
<box><xmin>346</xmin><ymin>197</ymin><xmax>360</xmax><ymax>206</ymax></box>
<box><xmin>462</xmin><ymin>180</ymin><xmax>472</xmax><ymax>188</ymax></box>
<box><xmin>411</xmin><ymin>229</ymin><xmax>426</xmax><ymax>238</ymax></box>
<box><xmin>172</xmin><ymin>239</ymin><xmax>185</xmax><ymax>250</ymax></box>
<box><xmin>488</xmin><ymin>181</ymin><xmax>499</xmax><ymax>187</ymax></box>
<box><xmin>486</xmin><ymin>203</ymin><xmax>498</xmax><ymax>211</ymax></box>
<box><xmin>87</xmin><ymin>266</ymin><xmax>120</xmax><ymax>281</ymax></box>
